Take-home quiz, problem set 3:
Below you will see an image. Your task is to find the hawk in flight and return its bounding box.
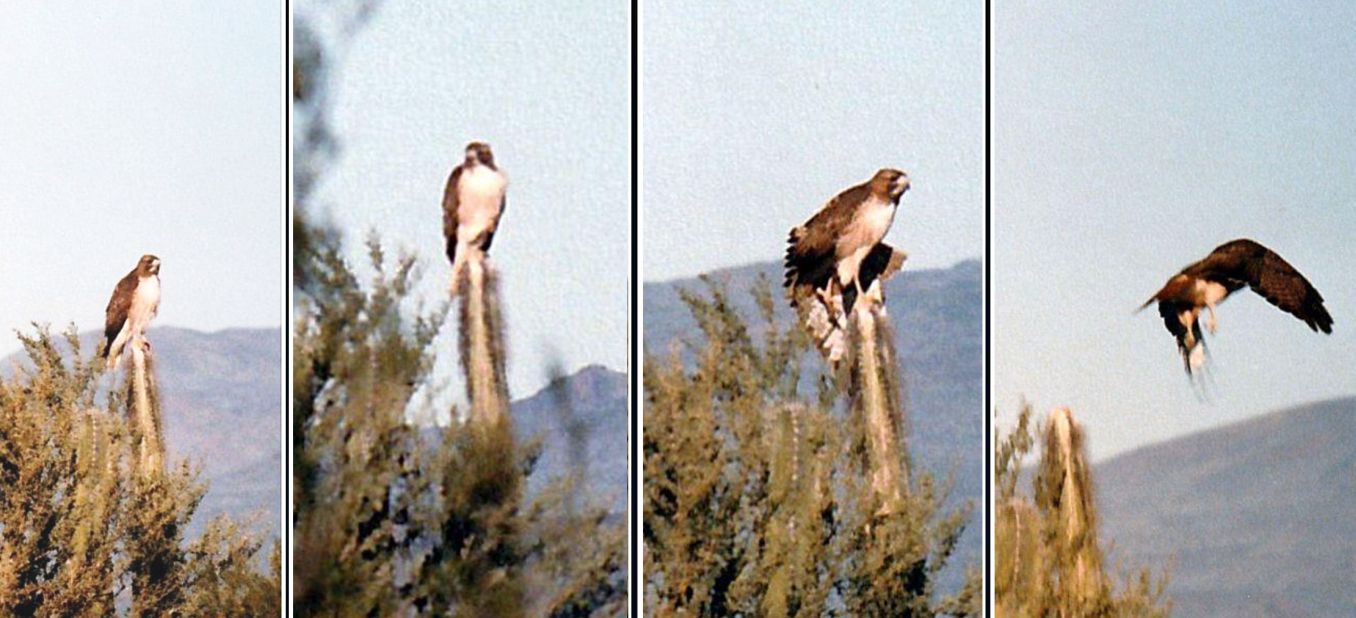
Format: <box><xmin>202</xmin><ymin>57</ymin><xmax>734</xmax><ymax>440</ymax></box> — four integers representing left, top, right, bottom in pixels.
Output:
<box><xmin>104</xmin><ymin>254</ymin><xmax>161</xmax><ymax>369</ymax></box>
<box><xmin>784</xmin><ymin>168</ymin><xmax>910</xmax><ymax>363</ymax></box>
<box><xmin>1140</xmin><ymin>238</ymin><xmax>1333</xmax><ymax>374</ymax></box>
<box><xmin>442</xmin><ymin>141</ymin><xmax>507</xmax><ymax>294</ymax></box>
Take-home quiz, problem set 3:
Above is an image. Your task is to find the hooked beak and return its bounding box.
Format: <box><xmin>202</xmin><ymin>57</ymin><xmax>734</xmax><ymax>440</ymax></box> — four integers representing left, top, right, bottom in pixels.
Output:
<box><xmin>893</xmin><ymin>176</ymin><xmax>911</xmax><ymax>198</ymax></box>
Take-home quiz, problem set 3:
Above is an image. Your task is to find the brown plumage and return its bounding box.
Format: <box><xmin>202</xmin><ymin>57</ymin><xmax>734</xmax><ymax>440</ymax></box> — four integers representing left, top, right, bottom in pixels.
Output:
<box><xmin>104</xmin><ymin>275</ymin><xmax>139</xmax><ymax>355</ymax></box>
<box><xmin>784</xmin><ymin>168</ymin><xmax>910</xmax><ymax>314</ymax></box>
<box><xmin>103</xmin><ymin>254</ymin><xmax>161</xmax><ymax>368</ymax></box>
<box><xmin>442</xmin><ymin>141</ymin><xmax>507</xmax><ymax>293</ymax></box>
<box><xmin>789</xmin><ymin>243</ymin><xmax>907</xmax><ymax>365</ymax></box>
<box><xmin>1140</xmin><ymin>238</ymin><xmax>1332</xmax><ymax>374</ymax></box>
<box><xmin>784</xmin><ymin>169</ymin><xmax>910</xmax><ymax>364</ymax></box>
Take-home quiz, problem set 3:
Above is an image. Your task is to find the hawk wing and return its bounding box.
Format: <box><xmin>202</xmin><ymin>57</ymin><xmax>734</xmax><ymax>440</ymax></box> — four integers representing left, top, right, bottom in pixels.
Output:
<box><xmin>783</xmin><ymin>182</ymin><xmax>869</xmax><ymax>295</ymax></box>
<box><xmin>480</xmin><ymin>195</ymin><xmax>506</xmax><ymax>252</ymax></box>
<box><xmin>441</xmin><ymin>164</ymin><xmax>464</xmax><ymax>264</ymax></box>
<box><xmin>791</xmin><ymin>241</ymin><xmax>906</xmax><ymax>365</ymax></box>
<box><xmin>103</xmin><ymin>270</ymin><xmax>138</xmax><ymax>358</ymax></box>
<box><xmin>1186</xmin><ymin>238</ymin><xmax>1333</xmax><ymax>333</ymax></box>
<box><xmin>841</xmin><ymin>242</ymin><xmax>907</xmax><ymax>315</ymax></box>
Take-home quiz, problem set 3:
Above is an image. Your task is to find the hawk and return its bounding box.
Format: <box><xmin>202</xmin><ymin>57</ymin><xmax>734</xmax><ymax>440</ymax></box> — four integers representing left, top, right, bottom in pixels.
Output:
<box><xmin>1140</xmin><ymin>238</ymin><xmax>1333</xmax><ymax>374</ymax></box>
<box><xmin>784</xmin><ymin>168</ymin><xmax>910</xmax><ymax>363</ymax></box>
<box><xmin>442</xmin><ymin>141</ymin><xmax>507</xmax><ymax>293</ymax></box>
<box><xmin>104</xmin><ymin>254</ymin><xmax>161</xmax><ymax>369</ymax></box>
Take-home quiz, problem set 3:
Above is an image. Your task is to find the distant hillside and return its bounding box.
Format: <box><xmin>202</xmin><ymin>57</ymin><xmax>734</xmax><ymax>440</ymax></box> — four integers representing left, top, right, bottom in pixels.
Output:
<box><xmin>643</xmin><ymin>258</ymin><xmax>983</xmax><ymax>580</ymax></box>
<box><xmin>2</xmin><ymin>326</ymin><xmax>282</xmax><ymax>542</ymax></box>
<box><xmin>1097</xmin><ymin>397</ymin><xmax>1356</xmax><ymax>617</ymax></box>
<box><xmin>511</xmin><ymin>365</ymin><xmax>628</xmax><ymax>514</ymax></box>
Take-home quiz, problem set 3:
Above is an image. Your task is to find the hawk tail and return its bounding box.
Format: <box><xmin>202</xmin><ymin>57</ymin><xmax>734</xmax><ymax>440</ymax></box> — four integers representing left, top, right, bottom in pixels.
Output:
<box><xmin>783</xmin><ymin>227</ymin><xmax>805</xmax><ymax>291</ymax></box>
<box><xmin>783</xmin><ymin>225</ymin><xmax>838</xmax><ymax>294</ymax></box>
<box><xmin>791</xmin><ymin>284</ymin><xmax>848</xmax><ymax>366</ymax></box>
<box><xmin>1178</xmin><ymin>320</ymin><xmax>1206</xmax><ymax>376</ymax></box>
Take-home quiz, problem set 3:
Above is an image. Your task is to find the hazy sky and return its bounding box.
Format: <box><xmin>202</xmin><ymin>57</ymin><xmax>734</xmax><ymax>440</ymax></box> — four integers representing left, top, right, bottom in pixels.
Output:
<box><xmin>642</xmin><ymin>0</ymin><xmax>985</xmax><ymax>282</ymax></box>
<box><xmin>0</xmin><ymin>2</ymin><xmax>284</xmax><ymax>355</ymax></box>
<box><xmin>307</xmin><ymin>0</ymin><xmax>630</xmax><ymax>399</ymax></box>
<box><xmin>993</xmin><ymin>1</ymin><xmax>1356</xmax><ymax>460</ymax></box>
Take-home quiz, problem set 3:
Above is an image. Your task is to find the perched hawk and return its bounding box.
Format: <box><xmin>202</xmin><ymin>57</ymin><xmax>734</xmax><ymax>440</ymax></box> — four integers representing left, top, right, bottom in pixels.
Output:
<box><xmin>1140</xmin><ymin>238</ymin><xmax>1333</xmax><ymax>374</ymax></box>
<box><xmin>784</xmin><ymin>169</ymin><xmax>910</xmax><ymax>363</ymax></box>
<box><xmin>442</xmin><ymin>141</ymin><xmax>507</xmax><ymax>293</ymax></box>
<box><xmin>104</xmin><ymin>254</ymin><xmax>161</xmax><ymax>369</ymax></box>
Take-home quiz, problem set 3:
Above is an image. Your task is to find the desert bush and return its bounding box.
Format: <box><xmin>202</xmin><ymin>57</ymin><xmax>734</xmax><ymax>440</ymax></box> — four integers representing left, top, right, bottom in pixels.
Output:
<box><xmin>0</xmin><ymin>328</ymin><xmax>279</xmax><ymax>615</ymax></box>
<box><xmin>643</xmin><ymin>278</ymin><xmax>979</xmax><ymax>617</ymax></box>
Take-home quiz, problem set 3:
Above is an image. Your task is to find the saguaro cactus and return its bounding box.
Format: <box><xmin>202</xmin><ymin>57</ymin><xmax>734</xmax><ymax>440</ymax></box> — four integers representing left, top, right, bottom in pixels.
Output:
<box><xmin>761</xmin><ymin>402</ymin><xmax>835</xmax><ymax>617</ymax></box>
<box><xmin>457</xmin><ymin>259</ymin><xmax>511</xmax><ymax>429</ymax></box>
<box><xmin>65</xmin><ymin>408</ymin><xmax>119</xmax><ymax>614</ymax></box>
<box><xmin>448</xmin><ymin>257</ymin><xmax>525</xmax><ymax>616</ymax></box>
<box><xmin>995</xmin><ymin>405</ymin><xmax>1169</xmax><ymax>617</ymax></box>
<box><xmin>848</xmin><ymin>301</ymin><xmax>908</xmax><ymax>513</ymax></box>
<box><xmin>125</xmin><ymin>341</ymin><xmax>164</xmax><ymax>477</ymax></box>
<box><xmin>1035</xmin><ymin>406</ymin><xmax>1108</xmax><ymax>614</ymax></box>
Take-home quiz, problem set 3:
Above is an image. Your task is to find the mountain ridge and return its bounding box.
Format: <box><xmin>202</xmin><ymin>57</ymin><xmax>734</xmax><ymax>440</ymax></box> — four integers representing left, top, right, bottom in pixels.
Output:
<box><xmin>510</xmin><ymin>364</ymin><xmax>629</xmax><ymax>513</ymax></box>
<box><xmin>1096</xmin><ymin>395</ymin><xmax>1356</xmax><ymax>617</ymax></box>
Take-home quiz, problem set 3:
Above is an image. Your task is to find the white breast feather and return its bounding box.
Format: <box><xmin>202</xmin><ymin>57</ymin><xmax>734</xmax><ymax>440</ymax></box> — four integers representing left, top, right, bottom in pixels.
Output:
<box><xmin>834</xmin><ymin>197</ymin><xmax>897</xmax><ymax>285</ymax></box>
<box><xmin>860</xmin><ymin>197</ymin><xmax>897</xmax><ymax>245</ymax></box>
<box><xmin>457</xmin><ymin>166</ymin><xmax>507</xmax><ymax>231</ymax></box>
<box><xmin>129</xmin><ymin>275</ymin><xmax>160</xmax><ymax>332</ymax></box>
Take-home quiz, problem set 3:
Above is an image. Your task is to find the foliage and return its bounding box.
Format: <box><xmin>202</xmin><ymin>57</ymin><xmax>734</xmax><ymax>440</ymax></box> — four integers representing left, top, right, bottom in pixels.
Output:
<box><xmin>643</xmin><ymin>277</ymin><xmax>979</xmax><ymax>617</ymax></box>
<box><xmin>994</xmin><ymin>404</ymin><xmax>1172</xmax><ymax>617</ymax></box>
<box><xmin>292</xmin><ymin>223</ymin><xmax>626</xmax><ymax>616</ymax></box>
<box><xmin>0</xmin><ymin>328</ymin><xmax>280</xmax><ymax>615</ymax></box>
<box><xmin>292</xmin><ymin>6</ymin><xmax>624</xmax><ymax>614</ymax></box>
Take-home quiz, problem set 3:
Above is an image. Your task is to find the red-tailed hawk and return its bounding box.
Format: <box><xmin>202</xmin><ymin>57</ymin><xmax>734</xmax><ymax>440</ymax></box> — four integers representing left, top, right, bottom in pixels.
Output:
<box><xmin>104</xmin><ymin>254</ymin><xmax>161</xmax><ymax>369</ymax></box>
<box><xmin>784</xmin><ymin>169</ymin><xmax>910</xmax><ymax>363</ymax></box>
<box><xmin>1140</xmin><ymin>238</ymin><xmax>1333</xmax><ymax>374</ymax></box>
<box><xmin>442</xmin><ymin>141</ymin><xmax>507</xmax><ymax>293</ymax></box>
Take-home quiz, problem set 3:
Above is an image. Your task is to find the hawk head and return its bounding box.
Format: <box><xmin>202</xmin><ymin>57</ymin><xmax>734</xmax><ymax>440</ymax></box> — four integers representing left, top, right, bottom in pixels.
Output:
<box><xmin>464</xmin><ymin>141</ymin><xmax>496</xmax><ymax>169</ymax></box>
<box><xmin>869</xmin><ymin>168</ymin><xmax>910</xmax><ymax>203</ymax></box>
<box><xmin>137</xmin><ymin>254</ymin><xmax>161</xmax><ymax>276</ymax></box>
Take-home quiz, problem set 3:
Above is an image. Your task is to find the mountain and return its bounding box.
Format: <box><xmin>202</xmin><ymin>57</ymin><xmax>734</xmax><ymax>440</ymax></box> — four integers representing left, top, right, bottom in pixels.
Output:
<box><xmin>2</xmin><ymin>327</ymin><xmax>282</xmax><ymax>542</ymax></box>
<box><xmin>1096</xmin><ymin>397</ymin><xmax>1356</xmax><ymax>617</ymax></box>
<box><xmin>510</xmin><ymin>365</ymin><xmax>629</xmax><ymax>514</ymax></box>
<box><xmin>643</xmin><ymin>258</ymin><xmax>984</xmax><ymax>581</ymax></box>
<box><xmin>150</xmin><ymin>327</ymin><xmax>282</xmax><ymax>541</ymax></box>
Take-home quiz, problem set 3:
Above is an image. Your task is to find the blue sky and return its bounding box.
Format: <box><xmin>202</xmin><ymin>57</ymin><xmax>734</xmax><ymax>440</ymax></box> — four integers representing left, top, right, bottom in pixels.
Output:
<box><xmin>992</xmin><ymin>1</ymin><xmax>1356</xmax><ymax>459</ymax></box>
<box><xmin>305</xmin><ymin>0</ymin><xmax>630</xmax><ymax>401</ymax></box>
<box><xmin>642</xmin><ymin>0</ymin><xmax>985</xmax><ymax>282</ymax></box>
<box><xmin>0</xmin><ymin>2</ymin><xmax>284</xmax><ymax>354</ymax></box>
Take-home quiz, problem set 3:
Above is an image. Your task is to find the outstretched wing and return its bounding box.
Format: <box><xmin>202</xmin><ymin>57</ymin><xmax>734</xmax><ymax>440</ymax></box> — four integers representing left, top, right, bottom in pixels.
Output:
<box><xmin>103</xmin><ymin>271</ymin><xmax>137</xmax><ymax>357</ymax></box>
<box><xmin>783</xmin><ymin>182</ymin><xmax>869</xmax><ymax>295</ymax></box>
<box><xmin>1187</xmin><ymin>238</ymin><xmax>1333</xmax><ymax>333</ymax></box>
<box><xmin>441</xmin><ymin>165</ymin><xmax>464</xmax><ymax>264</ymax></box>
